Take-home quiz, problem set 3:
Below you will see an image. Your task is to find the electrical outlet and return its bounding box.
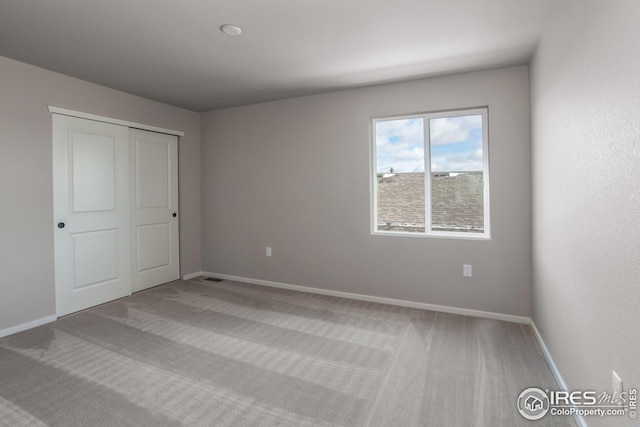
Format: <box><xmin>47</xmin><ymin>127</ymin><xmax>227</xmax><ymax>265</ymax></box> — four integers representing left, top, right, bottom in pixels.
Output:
<box><xmin>612</xmin><ymin>371</ymin><xmax>623</xmax><ymax>398</ymax></box>
<box><xmin>463</xmin><ymin>264</ymin><xmax>472</xmax><ymax>278</ymax></box>
<box><xmin>266</xmin><ymin>247</ymin><xmax>272</xmax><ymax>257</ymax></box>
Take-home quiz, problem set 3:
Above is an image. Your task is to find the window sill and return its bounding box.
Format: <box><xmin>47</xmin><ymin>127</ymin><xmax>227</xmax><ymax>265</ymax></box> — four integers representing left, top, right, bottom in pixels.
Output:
<box><xmin>371</xmin><ymin>230</ymin><xmax>491</xmax><ymax>241</ymax></box>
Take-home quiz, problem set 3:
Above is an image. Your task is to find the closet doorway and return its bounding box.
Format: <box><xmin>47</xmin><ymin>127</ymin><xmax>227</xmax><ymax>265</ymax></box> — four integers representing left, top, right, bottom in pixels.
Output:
<box><xmin>52</xmin><ymin>111</ymin><xmax>180</xmax><ymax>316</ymax></box>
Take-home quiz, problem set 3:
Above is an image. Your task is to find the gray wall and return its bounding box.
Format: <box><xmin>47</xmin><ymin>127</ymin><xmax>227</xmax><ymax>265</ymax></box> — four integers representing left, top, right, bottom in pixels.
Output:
<box><xmin>531</xmin><ymin>1</ymin><xmax>640</xmax><ymax>425</ymax></box>
<box><xmin>0</xmin><ymin>56</ymin><xmax>201</xmax><ymax>332</ymax></box>
<box><xmin>201</xmin><ymin>65</ymin><xmax>533</xmax><ymax>317</ymax></box>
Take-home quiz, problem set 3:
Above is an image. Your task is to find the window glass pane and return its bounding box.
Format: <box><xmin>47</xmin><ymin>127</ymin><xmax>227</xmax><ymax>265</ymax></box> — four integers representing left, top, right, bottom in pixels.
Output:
<box><xmin>375</xmin><ymin>118</ymin><xmax>425</xmax><ymax>233</ymax></box>
<box><xmin>429</xmin><ymin>115</ymin><xmax>484</xmax><ymax>233</ymax></box>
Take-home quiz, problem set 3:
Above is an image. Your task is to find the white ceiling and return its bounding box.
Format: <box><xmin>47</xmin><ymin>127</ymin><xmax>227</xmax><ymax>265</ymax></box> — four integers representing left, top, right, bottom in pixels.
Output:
<box><xmin>0</xmin><ymin>0</ymin><xmax>557</xmax><ymax>112</ymax></box>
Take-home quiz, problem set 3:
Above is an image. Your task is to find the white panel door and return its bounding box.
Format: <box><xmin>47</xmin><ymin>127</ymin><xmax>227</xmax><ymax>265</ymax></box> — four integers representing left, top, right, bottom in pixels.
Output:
<box><xmin>53</xmin><ymin>115</ymin><xmax>131</xmax><ymax>316</ymax></box>
<box><xmin>130</xmin><ymin>129</ymin><xmax>179</xmax><ymax>292</ymax></box>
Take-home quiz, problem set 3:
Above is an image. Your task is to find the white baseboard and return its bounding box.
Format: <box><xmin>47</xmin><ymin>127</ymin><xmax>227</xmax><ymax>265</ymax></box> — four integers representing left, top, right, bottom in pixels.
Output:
<box><xmin>530</xmin><ymin>321</ymin><xmax>587</xmax><ymax>427</ymax></box>
<box><xmin>201</xmin><ymin>272</ymin><xmax>530</xmax><ymax>324</ymax></box>
<box><xmin>0</xmin><ymin>315</ymin><xmax>57</xmax><ymax>339</ymax></box>
<box><xmin>182</xmin><ymin>271</ymin><xmax>203</xmax><ymax>281</ymax></box>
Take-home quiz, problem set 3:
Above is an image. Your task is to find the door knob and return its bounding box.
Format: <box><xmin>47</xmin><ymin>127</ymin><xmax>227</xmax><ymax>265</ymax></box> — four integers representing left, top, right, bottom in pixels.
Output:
<box><xmin>172</xmin><ymin>212</ymin><xmax>177</xmax><ymax>218</ymax></box>
<box><xmin>57</xmin><ymin>222</ymin><xmax>65</xmax><ymax>229</ymax></box>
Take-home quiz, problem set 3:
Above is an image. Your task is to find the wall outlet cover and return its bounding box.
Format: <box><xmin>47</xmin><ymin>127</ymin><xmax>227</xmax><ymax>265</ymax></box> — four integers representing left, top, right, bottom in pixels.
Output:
<box><xmin>463</xmin><ymin>264</ymin><xmax>472</xmax><ymax>277</ymax></box>
<box><xmin>612</xmin><ymin>370</ymin><xmax>623</xmax><ymax>396</ymax></box>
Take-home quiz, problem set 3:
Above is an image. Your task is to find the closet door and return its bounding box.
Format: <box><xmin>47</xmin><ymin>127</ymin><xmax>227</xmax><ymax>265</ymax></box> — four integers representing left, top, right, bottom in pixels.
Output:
<box><xmin>130</xmin><ymin>129</ymin><xmax>179</xmax><ymax>292</ymax></box>
<box><xmin>53</xmin><ymin>115</ymin><xmax>132</xmax><ymax>316</ymax></box>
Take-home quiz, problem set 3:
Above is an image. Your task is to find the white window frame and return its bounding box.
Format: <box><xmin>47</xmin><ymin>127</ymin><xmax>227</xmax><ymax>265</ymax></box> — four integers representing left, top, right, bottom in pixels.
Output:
<box><xmin>371</xmin><ymin>107</ymin><xmax>490</xmax><ymax>240</ymax></box>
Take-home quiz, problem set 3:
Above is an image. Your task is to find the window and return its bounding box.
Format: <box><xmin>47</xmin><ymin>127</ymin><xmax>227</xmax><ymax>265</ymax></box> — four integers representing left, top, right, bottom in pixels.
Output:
<box><xmin>372</xmin><ymin>107</ymin><xmax>489</xmax><ymax>238</ymax></box>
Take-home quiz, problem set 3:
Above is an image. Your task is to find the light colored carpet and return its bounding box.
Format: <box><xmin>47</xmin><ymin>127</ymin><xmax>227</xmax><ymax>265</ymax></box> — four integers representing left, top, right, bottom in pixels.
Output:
<box><xmin>0</xmin><ymin>278</ymin><xmax>576</xmax><ymax>426</ymax></box>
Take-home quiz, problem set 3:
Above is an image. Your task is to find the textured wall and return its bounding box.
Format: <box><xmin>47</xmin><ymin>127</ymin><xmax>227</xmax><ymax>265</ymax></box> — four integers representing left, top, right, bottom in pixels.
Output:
<box><xmin>0</xmin><ymin>56</ymin><xmax>201</xmax><ymax>333</ymax></box>
<box><xmin>201</xmin><ymin>66</ymin><xmax>532</xmax><ymax>317</ymax></box>
<box><xmin>531</xmin><ymin>1</ymin><xmax>640</xmax><ymax>425</ymax></box>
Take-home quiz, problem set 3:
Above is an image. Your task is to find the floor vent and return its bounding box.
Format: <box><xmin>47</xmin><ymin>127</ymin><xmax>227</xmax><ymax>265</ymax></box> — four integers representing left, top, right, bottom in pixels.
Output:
<box><xmin>204</xmin><ymin>277</ymin><xmax>223</xmax><ymax>282</ymax></box>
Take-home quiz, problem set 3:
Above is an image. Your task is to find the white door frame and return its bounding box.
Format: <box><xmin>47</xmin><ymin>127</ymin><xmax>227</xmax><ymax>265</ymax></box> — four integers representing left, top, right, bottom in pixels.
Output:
<box><xmin>48</xmin><ymin>107</ymin><xmax>184</xmax><ymax>137</ymax></box>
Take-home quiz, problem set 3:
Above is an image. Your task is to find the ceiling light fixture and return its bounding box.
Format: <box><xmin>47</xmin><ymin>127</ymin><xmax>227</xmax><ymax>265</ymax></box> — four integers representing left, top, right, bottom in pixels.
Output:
<box><xmin>220</xmin><ymin>24</ymin><xmax>242</xmax><ymax>36</ymax></box>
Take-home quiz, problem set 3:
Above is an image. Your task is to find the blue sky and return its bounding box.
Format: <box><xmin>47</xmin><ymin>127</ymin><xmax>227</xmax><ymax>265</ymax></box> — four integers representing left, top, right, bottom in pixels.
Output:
<box><xmin>376</xmin><ymin>114</ymin><xmax>483</xmax><ymax>173</ymax></box>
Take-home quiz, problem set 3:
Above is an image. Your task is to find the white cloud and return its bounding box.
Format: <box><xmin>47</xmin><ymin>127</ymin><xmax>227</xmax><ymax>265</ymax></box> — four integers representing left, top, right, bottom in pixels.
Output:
<box><xmin>375</xmin><ymin>115</ymin><xmax>484</xmax><ymax>173</ymax></box>
<box><xmin>431</xmin><ymin>145</ymin><xmax>483</xmax><ymax>171</ymax></box>
<box><xmin>375</xmin><ymin>118</ymin><xmax>425</xmax><ymax>172</ymax></box>
<box><xmin>430</xmin><ymin>115</ymin><xmax>482</xmax><ymax>146</ymax></box>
